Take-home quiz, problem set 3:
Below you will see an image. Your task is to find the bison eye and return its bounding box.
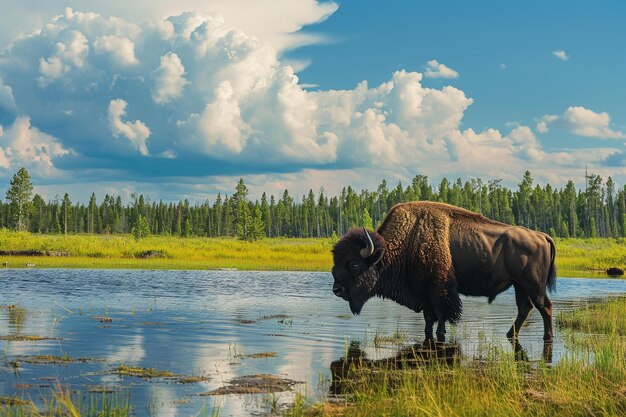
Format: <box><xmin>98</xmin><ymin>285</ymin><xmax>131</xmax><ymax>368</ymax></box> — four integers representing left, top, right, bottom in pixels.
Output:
<box><xmin>348</xmin><ymin>260</ymin><xmax>362</xmax><ymax>273</ymax></box>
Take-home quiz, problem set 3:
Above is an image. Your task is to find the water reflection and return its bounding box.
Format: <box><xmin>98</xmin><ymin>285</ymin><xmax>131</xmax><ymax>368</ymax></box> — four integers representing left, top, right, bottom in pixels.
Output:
<box><xmin>0</xmin><ymin>270</ymin><xmax>625</xmax><ymax>417</ymax></box>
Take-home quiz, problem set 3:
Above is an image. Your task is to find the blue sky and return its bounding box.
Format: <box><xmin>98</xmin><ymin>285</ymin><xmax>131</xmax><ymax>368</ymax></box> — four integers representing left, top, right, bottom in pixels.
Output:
<box><xmin>0</xmin><ymin>0</ymin><xmax>624</xmax><ymax>203</ymax></box>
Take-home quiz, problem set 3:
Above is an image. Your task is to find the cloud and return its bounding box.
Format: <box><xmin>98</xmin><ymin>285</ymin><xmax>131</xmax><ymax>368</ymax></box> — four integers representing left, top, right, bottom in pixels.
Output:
<box><xmin>537</xmin><ymin>106</ymin><xmax>626</xmax><ymax>139</ymax></box>
<box><xmin>94</xmin><ymin>35</ymin><xmax>138</xmax><ymax>66</ymax></box>
<box><xmin>38</xmin><ymin>30</ymin><xmax>89</xmax><ymax>86</ymax></box>
<box><xmin>424</xmin><ymin>60</ymin><xmax>459</xmax><ymax>79</ymax></box>
<box><xmin>552</xmin><ymin>49</ymin><xmax>569</xmax><ymax>61</ymax></box>
<box><xmin>0</xmin><ymin>8</ymin><xmax>622</xmax><ymax>197</ymax></box>
<box><xmin>0</xmin><ymin>1</ymin><xmax>338</xmax><ymax>53</ymax></box>
<box><xmin>152</xmin><ymin>53</ymin><xmax>188</xmax><ymax>104</ymax></box>
<box><xmin>0</xmin><ymin>78</ymin><xmax>16</xmax><ymax>111</ymax></box>
<box><xmin>0</xmin><ymin>116</ymin><xmax>70</xmax><ymax>174</ymax></box>
<box><xmin>108</xmin><ymin>99</ymin><xmax>151</xmax><ymax>155</ymax></box>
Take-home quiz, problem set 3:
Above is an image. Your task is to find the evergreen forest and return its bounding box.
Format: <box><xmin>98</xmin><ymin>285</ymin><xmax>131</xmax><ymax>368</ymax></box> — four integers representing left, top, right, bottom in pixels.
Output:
<box><xmin>4</xmin><ymin>168</ymin><xmax>626</xmax><ymax>241</ymax></box>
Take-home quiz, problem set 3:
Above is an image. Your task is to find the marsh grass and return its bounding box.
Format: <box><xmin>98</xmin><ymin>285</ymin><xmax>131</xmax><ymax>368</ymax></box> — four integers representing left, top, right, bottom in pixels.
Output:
<box><xmin>0</xmin><ymin>231</ymin><xmax>624</xmax><ymax>274</ymax></box>
<box><xmin>0</xmin><ymin>230</ymin><xmax>332</xmax><ymax>271</ymax></box>
<box><xmin>0</xmin><ymin>385</ymin><xmax>129</xmax><ymax>417</ymax></box>
<box><xmin>287</xmin><ymin>298</ymin><xmax>626</xmax><ymax>417</ymax></box>
<box><xmin>557</xmin><ymin>297</ymin><xmax>626</xmax><ymax>336</ymax></box>
<box><xmin>555</xmin><ymin>237</ymin><xmax>626</xmax><ymax>277</ymax></box>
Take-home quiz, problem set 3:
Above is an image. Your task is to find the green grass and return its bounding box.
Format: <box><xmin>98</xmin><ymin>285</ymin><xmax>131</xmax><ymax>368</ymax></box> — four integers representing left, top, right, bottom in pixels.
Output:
<box><xmin>0</xmin><ymin>230</ymin><xmax>625</xmax><ymax>276</ymax></box>
<box><xmin>0</xmin><ymin>229</ymin><xmax>333</xmax><ymax>271</ymax></box>
<box><xmin>287</xmin><ymin>298</ymin><xmax>626</xmax><ymax>417</ymax></box>
<box><xmin>557</xmin><ymin>297</ymin><xmax>626</xmax><ymax>336</ymax></box>
<box><xmin>555</xmin><ymin>237</ymin><xmax>626</xmax><ymax>277</ymax></box>
<box><xmin>0</xmin><ymin>385</ymin><xmax>129</xmax><ymax>417</ymax></box>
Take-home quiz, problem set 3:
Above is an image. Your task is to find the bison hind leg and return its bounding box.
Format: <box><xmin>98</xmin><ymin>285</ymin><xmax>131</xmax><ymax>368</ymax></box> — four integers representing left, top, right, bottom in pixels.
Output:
<box><xmin>431</xmin><ymin>279</ymin><xmax>463</xmax><ymax>325</ymax></box>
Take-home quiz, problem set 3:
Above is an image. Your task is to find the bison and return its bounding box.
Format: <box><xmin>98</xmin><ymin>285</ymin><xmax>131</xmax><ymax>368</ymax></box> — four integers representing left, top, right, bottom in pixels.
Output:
<box><xmin>331</xmin><ymin>201</ymin><xmax>556</xmax><ymax>343</ymax></box>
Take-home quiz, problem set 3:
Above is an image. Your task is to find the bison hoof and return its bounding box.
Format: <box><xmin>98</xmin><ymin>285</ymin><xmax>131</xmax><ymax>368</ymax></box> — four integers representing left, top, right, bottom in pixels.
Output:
<box><xmin>422</xmin><ymin>338</ymin><xmax>436</xmax><ymax>349</ymax></box>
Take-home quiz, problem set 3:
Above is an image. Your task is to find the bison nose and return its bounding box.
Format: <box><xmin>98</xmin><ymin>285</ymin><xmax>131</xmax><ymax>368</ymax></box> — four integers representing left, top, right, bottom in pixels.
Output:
<box><xmin>333</xmin><ymin>284</ymin><xmax>347</xmax><ymax>297</ymax></box>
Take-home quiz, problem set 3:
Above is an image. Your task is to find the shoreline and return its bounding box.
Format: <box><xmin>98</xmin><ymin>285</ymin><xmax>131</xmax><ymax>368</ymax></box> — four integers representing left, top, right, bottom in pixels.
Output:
<box><xmin>0</xmin><ymin>232</ymin><xmax>624</xmax><ymax>279</ymax></box>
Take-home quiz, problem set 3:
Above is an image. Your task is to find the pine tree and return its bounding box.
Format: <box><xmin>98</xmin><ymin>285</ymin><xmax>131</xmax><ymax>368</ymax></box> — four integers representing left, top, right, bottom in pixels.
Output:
<box><xmin>132</xmin><ymin>214</ymin><xmax>150</xmax><ymax>240</ymax></box>
<box><xmin>362</xmin><ymin>208</ymin><xmax>373</xmax><ymax>230</ymax></box>
<box><xmin>61</xmin><ymin>193</ymin><xmax>72</xmax><ymax>234</ymax></box>
<box><xmin>6</xmin><ymin>167</ymin><xmax>33</xmax><ymax>231</ymax></box>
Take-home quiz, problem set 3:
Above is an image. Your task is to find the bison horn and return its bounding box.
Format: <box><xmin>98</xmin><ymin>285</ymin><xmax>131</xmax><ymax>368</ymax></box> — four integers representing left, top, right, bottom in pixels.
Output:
<box><xmin>360</xmin><ymin>227</ymin><xmax>375</xmax><ymax>258</ymax></box>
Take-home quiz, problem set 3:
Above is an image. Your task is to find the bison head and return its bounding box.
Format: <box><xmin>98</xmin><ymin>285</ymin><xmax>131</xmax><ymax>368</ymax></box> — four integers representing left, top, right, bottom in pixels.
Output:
<box><xmin>331</xmin><ymin>227</ymin><xmax>386</xmax><ymax>314</ymax></box>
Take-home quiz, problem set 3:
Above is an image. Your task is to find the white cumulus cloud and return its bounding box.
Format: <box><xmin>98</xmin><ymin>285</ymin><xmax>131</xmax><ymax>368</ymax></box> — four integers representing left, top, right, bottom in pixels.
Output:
<box><xmin>0</xmin><ymin>8</ymin><xmax>621</xmax><ymax>191</ymax></box>
<box><xmin>537</xmin><ymin>106</ymin><xmax>626</xmax><ymax>139</ymax></box>
<box><xmin>38</xmin><ymin>30</ymin><xmax>89</xmax><ymax>86</ymax></box>
<box><xmin>152</xmin><ymin>53</ymin><xmax>189</xmax><ymax>104</ymax></box>
<box><xmin>108</xmin><ymin>99</ymin><xmax>151</xmax><ymax>155</ymax></box>
<box><xmin>424</xmin><ymin>59</ymin><xmax>459</xmax><ymax>79</ymax></box>
<box><xmin>94</xmin><ymin>35</ymin><xmax>138</xmax><ymax>66</ymax></box>
<box><xmin>0</xmin><ymin>116</ymin><xmax>70</xmax><ymax>174</ymax></box>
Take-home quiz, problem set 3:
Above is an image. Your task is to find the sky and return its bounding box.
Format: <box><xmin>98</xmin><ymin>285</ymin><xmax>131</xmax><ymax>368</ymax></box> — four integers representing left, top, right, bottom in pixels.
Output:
<box><xmin>0</xmin><ymin>0</ymin><xmax>625</xmax><ymax>203</ymax></box>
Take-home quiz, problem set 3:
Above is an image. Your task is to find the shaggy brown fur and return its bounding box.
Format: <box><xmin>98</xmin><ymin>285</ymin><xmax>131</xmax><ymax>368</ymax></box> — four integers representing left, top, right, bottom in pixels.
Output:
<box><xmin>331</xmin><ymin>201</ymin><xmax>556</xmax><ymax>343</ymax></box>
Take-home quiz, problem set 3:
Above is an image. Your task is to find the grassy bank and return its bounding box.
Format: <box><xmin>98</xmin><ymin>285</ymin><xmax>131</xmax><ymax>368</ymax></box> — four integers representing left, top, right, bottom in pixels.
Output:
<box><xmin>286</xmin><ymin>298</ymin><xmax>626</xmax><ymax>417</ymax></box>
<box><xmin>0</xmin><ymin>230</ymin><xmax>625</xmax><ymax>276</ymax></box>
<box><xmin>0</xmin><ymin>230</ymin><xmax>332</xmax><ymax>271</ymax></box>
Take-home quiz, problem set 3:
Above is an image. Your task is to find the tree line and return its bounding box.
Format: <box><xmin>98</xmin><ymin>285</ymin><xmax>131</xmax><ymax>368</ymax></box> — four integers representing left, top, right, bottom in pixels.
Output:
<box><xmin>4</xmin><ymin>168</ymin><xmax>626</xmax><ymax>240</ymax></box>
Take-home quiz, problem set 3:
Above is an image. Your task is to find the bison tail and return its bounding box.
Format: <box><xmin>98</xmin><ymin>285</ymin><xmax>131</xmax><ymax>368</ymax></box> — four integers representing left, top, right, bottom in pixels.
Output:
<box><xmin>546</xmin><ymin>236</ymin><xmax>557</xmax><ymax>293</ymax></box>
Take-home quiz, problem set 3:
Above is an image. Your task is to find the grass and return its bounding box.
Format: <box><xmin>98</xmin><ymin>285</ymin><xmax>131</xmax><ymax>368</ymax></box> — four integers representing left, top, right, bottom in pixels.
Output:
<box><xmin>557</xmin><ymin>296</ymin><xmax>626</xmax><ymax>336</ymax></box>
<box><xmin>0</xmin><ymin>230</ymin><xmax>625</xmax><ymax>276</ymax></box>
<box><xmin>0</xmin><ymin>230</ymin><xmax>332</xmax><ymax>271</ymax></box>
<box><xmin>0</xmin><ymin>385</ymin><xmax>129</xmax><ymax>417</ymax></box>
<box><xmin>112</xmin><ymin>364</ymin><xmax>176</xmax><ymax>378</ymax></box>
<box><xmin>286</xmin><ymin>298</ymin><xmax>626</xmax><ymax>417</ymax></box>
<box><xmin>555</xmin><ymin>237</ymin><xmax>626</xmax><ymax>277</ymax></box>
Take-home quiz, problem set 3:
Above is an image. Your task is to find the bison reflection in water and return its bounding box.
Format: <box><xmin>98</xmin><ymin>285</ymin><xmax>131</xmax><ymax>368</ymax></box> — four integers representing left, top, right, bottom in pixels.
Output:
<box><xmin>331</xmin><ymin>201</ymin><xmax>556</xmax><ymax>343</ymax></box>
<box><xmin>330</xmin><ymin>340</ymin><xmax>460</xmax><ymax>395</ymax></box>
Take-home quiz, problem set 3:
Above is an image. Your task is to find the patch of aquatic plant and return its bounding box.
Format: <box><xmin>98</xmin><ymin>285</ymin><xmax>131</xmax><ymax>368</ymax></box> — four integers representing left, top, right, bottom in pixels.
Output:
<box><xmin>0</xmin><ymin>335</ymin><xmax>57</xmax><ymax>341</ymax></box>
<box><xmin>235</xmin><ymin>352</ymin><xmax>278</xmax><ymax>359</ymax></box>
<box><xmin>112</xmin><ymin>364</ymin><xmax>176</xmax><ymax>379</ymax></box>
<box><xmin>9</xmin><ymin>355</ymin><xmax>103</xmax><ymax>366</ymax></box>
<box><xmin>201</xmin><ymin>374</ymin><xmax>300</xmax><ymax>396</ymax></box>
<box><xmin>111</xmin><ymin>364</ymin><xmax>211</xmax><ymax>384</ymax></box>
<box><xmin>557</xmin><ymin>296</ymin><xmax>626</xmax><ymax>335</ymax></box>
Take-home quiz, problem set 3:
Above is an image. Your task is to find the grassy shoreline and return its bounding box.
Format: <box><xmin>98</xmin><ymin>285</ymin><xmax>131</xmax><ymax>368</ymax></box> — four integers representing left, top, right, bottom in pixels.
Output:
<box><xmin>0</xmin><ymin>230</ymin><xmax>625</xmax><ymax>277</ymax></box>
<box><xmin>286</xmin><ymin>298</ymin><xmax>626</xmax><ymax>417</ymax></box>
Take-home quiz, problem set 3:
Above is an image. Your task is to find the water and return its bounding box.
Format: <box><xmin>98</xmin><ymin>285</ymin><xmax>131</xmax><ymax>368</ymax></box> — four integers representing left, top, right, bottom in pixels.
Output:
<box><xmin>1</xmin><ymin>269</ymin><xmax>625</xmax><ymax>416</ymax></box>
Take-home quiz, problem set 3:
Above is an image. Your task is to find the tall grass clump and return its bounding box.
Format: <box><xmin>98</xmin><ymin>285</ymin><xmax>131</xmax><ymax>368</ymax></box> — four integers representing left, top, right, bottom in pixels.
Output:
<box><xmin>0</xmin><ymin>385</ymin><xmax>130</xmax><ymax>417</ymax></box>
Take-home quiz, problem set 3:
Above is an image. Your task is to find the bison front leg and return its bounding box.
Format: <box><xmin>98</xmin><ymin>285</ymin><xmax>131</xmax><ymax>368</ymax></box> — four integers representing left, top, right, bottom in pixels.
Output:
<box><xmin>422</xmin><ymin>304</ymin><xmax>437</xmax><ymax>346</ymax></box>
<box><xmin>435</xmin><ymin>316</ymin><xmax>447</xmax><ymax>343</ymax></box>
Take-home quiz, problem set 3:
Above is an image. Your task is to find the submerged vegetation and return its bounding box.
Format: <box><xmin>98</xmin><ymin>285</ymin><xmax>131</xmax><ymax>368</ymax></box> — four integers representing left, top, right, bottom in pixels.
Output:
<box><xmin>0</xmin><ymin>230</ymin><xmax>624</xmax><ymax>275</ymax></box>
<box><xmin>287</xmin><ymin>298</ymin><xmax>626</xmax><ymax>417</ymax></box>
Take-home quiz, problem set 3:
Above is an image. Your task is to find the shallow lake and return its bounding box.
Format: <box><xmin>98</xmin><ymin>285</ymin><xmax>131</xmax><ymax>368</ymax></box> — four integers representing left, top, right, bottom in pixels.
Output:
<box><xmin>1</xmin><ymin>269</ymin><xmax>625</xmax><ymax>416</ymax></box>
